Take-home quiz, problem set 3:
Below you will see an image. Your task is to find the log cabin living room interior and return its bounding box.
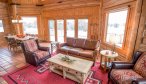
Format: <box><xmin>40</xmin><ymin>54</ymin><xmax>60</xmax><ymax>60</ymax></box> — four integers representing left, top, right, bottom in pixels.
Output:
<box><xmin>0</xmin><ymin>0</ymin><xmax>146</xmax><ymax>84</ymax></box>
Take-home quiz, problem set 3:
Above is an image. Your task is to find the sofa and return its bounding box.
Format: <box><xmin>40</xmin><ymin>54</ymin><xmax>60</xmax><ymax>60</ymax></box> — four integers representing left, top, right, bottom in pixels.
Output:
<box><xmin>108</xmin><ymin>51</ymin><xmax>146</xmax><ymax>84</ymax></box>
<box><xmin>57</xmin><ymin>37</ymin><xmax>100</xmax><ymax>63</ymax></box>
<box><xmin>21</xmin><ymin>39</ymin><xmax>51</xmax><ymax>66</ymax></box>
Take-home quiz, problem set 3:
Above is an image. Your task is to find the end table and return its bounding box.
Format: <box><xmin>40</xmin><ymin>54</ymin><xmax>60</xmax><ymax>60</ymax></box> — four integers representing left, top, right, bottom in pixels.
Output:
<box><xmin>100</xmin><ymin>50</ymin><xmax>118</xmax><ymax>71</ymax></box>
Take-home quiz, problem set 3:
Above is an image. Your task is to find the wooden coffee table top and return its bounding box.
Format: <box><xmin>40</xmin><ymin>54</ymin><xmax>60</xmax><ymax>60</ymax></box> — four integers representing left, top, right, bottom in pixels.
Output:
<box><xmin>47</xmin><ymin>53</ymin><xmax>93</xmax><ymax>74</ymax></box>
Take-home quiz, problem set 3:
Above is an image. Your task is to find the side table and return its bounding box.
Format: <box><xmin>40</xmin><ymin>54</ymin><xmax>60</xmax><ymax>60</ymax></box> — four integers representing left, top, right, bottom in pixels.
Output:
<box><xmin>100</xmin><ymin>50</ymin><xmax>118</xmax><ymax>71</ymax></box>
<box><xmin>50</xmin><ymin>41</ymin><xmax>58</xmax><ymax>54</ymax></box>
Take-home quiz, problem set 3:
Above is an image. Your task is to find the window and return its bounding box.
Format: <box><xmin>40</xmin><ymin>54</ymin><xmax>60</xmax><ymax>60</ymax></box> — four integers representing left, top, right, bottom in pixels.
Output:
<box><xmin>22</xmin><ymin>17</ymin><xmax>38</xmax><ymax>34</ymax></box>
<box><xmin>66</xmin><ymin>19</ymin><xmax>75</xmax><ymax>37</ymax></box>
<box><xmin>48</xmin><ymin>20</ymin><xmax>55</xmax><ymax>41</ymax></box>
<box><xmin>78</xmin><ymin>19</ymin><xmax>88</xmax><ymax>38</ymax></box>
<box><xmin>57</xmin><ymin>20</ymin><xmax>64</xmax><ymax>42</ymax></box>
<box><xmin>105</xmin><ymin>9</ymin><xmax>128</xmax><ymax>47</ymax></box>
<box><xmin>0</xmin><ymin>20</ymin><xmax>4</xmax><ymax>32</ymax></box>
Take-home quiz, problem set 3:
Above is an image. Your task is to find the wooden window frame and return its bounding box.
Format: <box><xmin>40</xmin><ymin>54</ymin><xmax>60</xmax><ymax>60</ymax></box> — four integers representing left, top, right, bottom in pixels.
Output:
<box><xmin>102</xmin><ymin>7</ymin><xmax>130</xmax><ymax>51</ymax></box>
<box><xmin>66</xmin><ymin>19</ymin><xmax>75</xmax><ymax>38</ymax></box>
<box><xmin>56</xmin><ymin>19</ymin><xmax>65</xmax><ymax>42</ymax></box>
<box><xmin>77</xmin><ymin>18</ymin><xmax>89</xmax><ymax>39</ymax></box>
<box><xmin>47</xmin><ymin>17</ymin><xmax>89</xmax><ymax>42</ymax></box>
<box><xmin>48</xmin><ymin>20</ymin><xmax>56</xmax><ymax>42</ymax></box>
<box><xmin>21</xmin><ymin>16</ymin><xmax>39</xmax><ymax>34</ymax></box>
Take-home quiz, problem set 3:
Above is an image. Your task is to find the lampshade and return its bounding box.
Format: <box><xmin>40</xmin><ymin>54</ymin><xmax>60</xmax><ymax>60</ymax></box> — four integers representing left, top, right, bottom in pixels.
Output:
<box><xmin>12</xmin><ymin>19</ymin><xmax>22</xmax><ymax>24</ymax></box>
<box><xmin>11</xmin><ymin>15</ymin><xmax>22</xmax><ymax>24</ymax></box>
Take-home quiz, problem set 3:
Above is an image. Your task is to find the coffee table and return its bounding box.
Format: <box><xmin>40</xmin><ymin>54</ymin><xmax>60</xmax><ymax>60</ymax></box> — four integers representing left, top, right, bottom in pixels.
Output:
<box><xmin>47</xmin><ymin>53</ymin><xmax>93</xmax><ymax>84</ymax></box>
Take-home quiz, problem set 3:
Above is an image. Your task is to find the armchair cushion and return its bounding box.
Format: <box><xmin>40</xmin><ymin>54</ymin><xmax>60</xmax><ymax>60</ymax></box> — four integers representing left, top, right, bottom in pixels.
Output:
<box><xmin>24</xmin><ymin>40</ymin><xmax>38</xmax><ymax>52</ymax></box>
<box><xmin>132</xmin><ymin>78</ymin><xmax>146</xmax><ymax>84</ymax></box>
<box><xmin>111</xmin><ymin>69</ymin><xmax>142</xmax><ymax>84</ymax></box>
<box><xmin>34</xmin><ymin>50</ymin><xmax>49</xmax><ymax>59</ymax></box>
<box><xmin>134</xmin><ymin>52</ymin><xmax>146</xmax><ymax>77</ymax></box>
<box><xmin>84</xmin><ymin>40</ymin><xmax>97</xmax><ymax>50</ymax></box>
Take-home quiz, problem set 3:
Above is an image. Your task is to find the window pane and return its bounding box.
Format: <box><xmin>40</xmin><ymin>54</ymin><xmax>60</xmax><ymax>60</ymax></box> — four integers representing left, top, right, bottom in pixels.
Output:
<box><xmin>66</xmin><ymin>19</ymin><xmax>75</xmax><ymax>37</ymax></box>
<box><xmin>78</xmin><ymin>19</ymin><xmax>88</xmax><ymax>38</ymax></box>
<box><xmin>22</xmin><ymin>17</ymin><xmax>38</xmax><ymax>34</ymax></box>
<box><xmin>0</xmin><ymin>20</ymin><xmax>4</xmax><ymax>32</ymax></box>
<box><xmin>57</xmin><ymin>20</ymin><xmax>64</xmax><ymax>42</ymax></box>
<box><xmin>48</xmin><ymin>20</ymin><xmax>55</xmax><ymax>41</ymax></box>
<box><xmin>106</xmin><ymin>10</ymin><xmax>128</xmax><ymax>47</ymax></box>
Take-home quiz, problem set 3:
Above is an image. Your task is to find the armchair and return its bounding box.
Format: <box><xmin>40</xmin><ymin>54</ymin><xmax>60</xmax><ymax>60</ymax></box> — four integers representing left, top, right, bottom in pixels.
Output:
<box><xmin>21</xmin><ymin>39</ymin><xmax>51</xmax><ymax>66</ymax></box>
<box><xmin>108</xmin><ymin>51</ymin><xmax>146</xmax><ymax>84</ymax></box>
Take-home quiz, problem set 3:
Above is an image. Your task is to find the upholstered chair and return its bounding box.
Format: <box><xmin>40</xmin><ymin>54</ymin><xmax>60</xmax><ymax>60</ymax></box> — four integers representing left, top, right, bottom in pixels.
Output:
<box><xmin>21</xmin><ymin>39</ymin><xmax>51</xmax><ymax>66</ymax></box>
<box><xmin>108</xmin><ymin>51</ymin><xmax>146</xmax><ymax>84</ymax></box>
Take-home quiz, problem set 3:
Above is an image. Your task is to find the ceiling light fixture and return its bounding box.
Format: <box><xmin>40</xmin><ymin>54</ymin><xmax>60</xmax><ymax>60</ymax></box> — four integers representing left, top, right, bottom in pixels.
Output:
<box><xmin>11</xmin><ymin>1</ymin><xmax>22</xmax><ymax>24</ymax></box>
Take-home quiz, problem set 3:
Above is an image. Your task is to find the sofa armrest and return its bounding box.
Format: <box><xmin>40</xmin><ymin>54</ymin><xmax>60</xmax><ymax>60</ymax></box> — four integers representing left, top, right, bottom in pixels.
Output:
<box><xmin>26</xmin><ymin>50</ymin><xmax>37</xmax><ymax>57</ymax></box>
<box><xmin>56</xmin><ymin>43</ymin><xmax>67</xmax><ymax>49</ymax></box>
<box><xmin>38</xmin><ymin>47</ymin><xmax>50</xmax><ymax>51</ymax></box>
<box><xmin>111</xmin><ymin>62</ymin><xmax>134</xmax><ymax>69</ymax></box>
<box><xmin>132</xmin><ymin>78</ymin><xmax>146</xmax><ymax>84</ymax></box>
<box><xmin>93</xmin><ymin>50</ymin><xmax>97</xmax><ymax>57</ymax></box>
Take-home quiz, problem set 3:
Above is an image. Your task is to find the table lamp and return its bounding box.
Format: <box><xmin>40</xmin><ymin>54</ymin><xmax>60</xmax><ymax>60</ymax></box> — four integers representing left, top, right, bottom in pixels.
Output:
<box><xmin>109</xmin><ymin>35</ymin><xmax>116</xmax><ymax>54</ymax></box>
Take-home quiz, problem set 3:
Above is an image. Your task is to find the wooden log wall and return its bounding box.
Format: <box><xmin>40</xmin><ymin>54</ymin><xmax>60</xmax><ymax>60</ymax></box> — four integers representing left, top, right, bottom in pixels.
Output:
<box><xmin>0</xmin><ymin>2</ymin><xmax>11</xmax><ymax>46</ymax></box>
<box><xmin>43</xmin><ymin>6</ymin><xmax>100</xmax><ymax>41</ymax></box>
<box><xmin>134</xmin><ymin>0</ymin><xmax>146</xmax><ymax>52</ymax></box>
<box><xmin>16</xmin><ymin>5</ymin><xmax>100</xmax><ymax>41</ymax></box>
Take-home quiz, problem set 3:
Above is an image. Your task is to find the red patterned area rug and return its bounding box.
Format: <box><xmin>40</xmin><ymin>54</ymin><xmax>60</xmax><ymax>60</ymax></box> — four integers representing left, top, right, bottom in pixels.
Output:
<box><xmin>3</xmin><ymin>63</ymin><xmax>108</xmax><ymax>84</ymax></box>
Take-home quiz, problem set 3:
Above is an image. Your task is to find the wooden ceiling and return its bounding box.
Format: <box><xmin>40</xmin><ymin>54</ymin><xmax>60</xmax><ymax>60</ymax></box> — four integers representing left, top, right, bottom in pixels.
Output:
<box><xmin>9</xmin><ymin>0</ymin><xmax>99</xmax><ymax>5</ymax></box>
<box><xmin>0</xmin><ymin>0</ymin><xmax>8</xmax><ymax>3</ymax></box>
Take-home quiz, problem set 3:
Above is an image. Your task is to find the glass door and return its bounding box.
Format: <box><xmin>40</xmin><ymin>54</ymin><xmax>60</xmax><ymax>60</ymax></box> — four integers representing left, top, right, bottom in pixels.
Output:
<box><xmin>48</xmin><ymin>20</ymin><xmax>55</xmax><ymax>41</ymax></box>
<box><xmin>57</xmin><ymin>20</ymin><xmax>64</xmax><ymax>42</ymax></box>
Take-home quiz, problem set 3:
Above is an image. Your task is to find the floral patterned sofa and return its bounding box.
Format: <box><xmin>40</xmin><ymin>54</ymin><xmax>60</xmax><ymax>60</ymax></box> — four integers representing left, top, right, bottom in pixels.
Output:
<box><xmin>108</xmin><ymin>51</ymin><xmax>146</xmax><ymax>84</ymax></box>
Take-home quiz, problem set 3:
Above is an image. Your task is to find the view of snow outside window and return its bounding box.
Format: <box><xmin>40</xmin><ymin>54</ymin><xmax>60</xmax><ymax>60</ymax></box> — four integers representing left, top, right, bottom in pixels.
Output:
<box><xmin>66</xmin><ymin>19</ymin><xmax>75</xmax><ymax>37</ymax></box>
<box><xmin>22</xmin><ymin>17</ymin><xmax>38</xmax><ymax>34</ymax></box>
<box><xmin>49</xmin><ymin>20</ymin><xmax>55</xmax><ymax>41</ymax></box>
<box><xmin>0</xmin><ymin>20</ymin><xmax>4</xmax><ymax>32</ymax></box>
<box><xmin>106</xmin><ymin>10</ymin><xmax>128</xmax><ymax>47</ymax></box>
<box><xmin>57</xmin><ymin>20</ymin><xmax>64</xmax><ymax>43</ymax></box>
<box><xmin>78</xmin><ymin>19</ymin><xmax>88</xmax><ymax>39</ymax></box>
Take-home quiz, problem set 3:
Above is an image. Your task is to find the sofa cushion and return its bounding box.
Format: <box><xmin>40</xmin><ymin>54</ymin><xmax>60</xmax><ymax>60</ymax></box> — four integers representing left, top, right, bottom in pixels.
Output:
<box><xmin>84</xmin><ymin>40</ymin><xmax>97</xmax><ymax>50</ymax></box>
<box><xmin>111</xmin><ymin>69</ymin><xmax>142</xmax><ymax>84</ymax></box>
<box><xmin>134</xmin><ymin>52</ymin><xmax>146</xmax><ymax>77</ymax></box>
<box><xmin>68</xmin><ymin>48</ymin><xmax>83</xmax><ymax>55</ymax></box>
<box><xmin>66</xmin><ymin>37</ymin><xmax>76</xmax><ymax>47</ymax></box>
<box><xmin>79</xmin><ymin>50</ymin><xmax>94</xmax><ymax>58</ymax></box>
<box><xmin>59</xmin><ymin>46</ymin><xmax>73</xmax><ymax>52</ymax></box>
<box><xmin>74</xmin><ymin>38</ymin><xmax>86</xmax><ymax>48</ymax></box>
<box><xmin>23</xmin><ymin>40</ymin><xmax>38</xmax><ymax>52</ymax></box>
<box><xmin>34</xmin><ymin>50</ymin><xmax>49</xmax><ymax>59</ymax></box>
